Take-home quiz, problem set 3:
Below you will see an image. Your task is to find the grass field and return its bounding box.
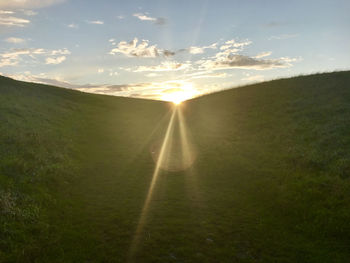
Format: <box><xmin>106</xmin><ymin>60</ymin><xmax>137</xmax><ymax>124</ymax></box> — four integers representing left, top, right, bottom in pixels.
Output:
<box><xmin>1</xmin><ymin>71</ymin><xmax>350</xmax><ymax>262</ymax></box>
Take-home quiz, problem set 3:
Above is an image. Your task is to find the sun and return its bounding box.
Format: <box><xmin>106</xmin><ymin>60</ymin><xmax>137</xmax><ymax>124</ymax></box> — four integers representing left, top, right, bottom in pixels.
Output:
<box><xmin>161</xmin><ymin>82</ymin><xmax>198</xmax><ymax>105</ymax></box>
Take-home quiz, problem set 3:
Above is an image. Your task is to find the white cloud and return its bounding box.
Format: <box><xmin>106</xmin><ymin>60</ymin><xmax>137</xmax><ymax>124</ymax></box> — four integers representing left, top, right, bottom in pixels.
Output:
<box><xmin>67</xmin><ymin>23</ymin><xmax>78</xmax><ymax>29</ymax></box>
<box><xmin>45</xmin><ymin>56</ymin><xmax>66</xmax><ymax>64</ymax></box>
<box><xmin>220</xmin><ymin>39</ymin><xmax>252</xmax><ymax>50</ymax></box>
<box><xmin>110</xmin><ymin>38</ymin><xmax>160</xmax><ymax>58</ymax></box>
<box><xmin>133</xmin><ymin>13</ymin><xmax>156</xmax><ymax>21</ymax></box>
<box><xmin>255</xmin><ymin>51</ymin><xmax>272</xmax><ymax>58</ymax></box>
<box><xmin>0</xmin><ymin>10</ymin><xmax>14</xmax><ymax>14</ymax></box>
<box><xmin>0</xmin><ymin>47</ymin><xmax>70</xmax><ymax>67</ymax></box>
<box><xmin>145</xmin><ymin>73</ymin><xmax>161</xmax><ymax>77</ymax></box>
<box><xmin>193</xmin><ymin>39</ymin><xmax>293</xmax><ymax>71</ymax></box>
<box><xmin>51</xmin><ymin>48</ymin><xmax>70</xmax><ymax>55</ymax></box>
<box><xmin>133</xmin><ymin>13</ymin><xmax>166</xmax><ymax>25</ymax></box>
<box><xmin>0</xmin><ymin>0</ymin><xmax>65</xmax><ymax>9</ymax></box>
<box><xmin>0</xmin><ymin>15</ymin><xmax>30</xmax><ymax>27</ymax></box>
<box><xmin>5</xmin><ymin>37</ymin><xmax>26</xmax><ymax>44</ymax></box>
<box><xmin>188</xmin><ymin>43</ymin><xmax>217</xmax><ymax>54</ymax></box>
<box><xmin>110</xmin><ymin>38</ymin><xmax>175</xmax><ymax>58</ymax></box>
<box><xmin>0</xmin><ymin>58</ymin><xmax>18</xmax><ymax>67</ymax></box>
<box><xmin>86</xmin><ymin>20</ymin><xmax>104</xmax><ymax>25</ymax></box>
<box><xmin>116</xmin><ymin>15</ymin><xmax>124</xmax><ymax>19</ymax></box>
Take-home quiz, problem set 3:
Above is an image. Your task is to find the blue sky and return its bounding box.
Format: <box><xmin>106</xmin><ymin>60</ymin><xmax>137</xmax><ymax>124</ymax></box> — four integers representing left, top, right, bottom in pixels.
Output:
<box><xmin>0</xmin><ymin>0</ymin><xmax>349</xmax><ymax>101</ymax></box>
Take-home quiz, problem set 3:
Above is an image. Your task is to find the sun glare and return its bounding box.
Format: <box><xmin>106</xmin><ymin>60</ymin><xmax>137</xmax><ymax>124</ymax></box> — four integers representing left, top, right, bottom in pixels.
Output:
<box><xmin>161</xmin><ymin>82</ymin><xmax>198</xmax><ymax>105</ymax></box>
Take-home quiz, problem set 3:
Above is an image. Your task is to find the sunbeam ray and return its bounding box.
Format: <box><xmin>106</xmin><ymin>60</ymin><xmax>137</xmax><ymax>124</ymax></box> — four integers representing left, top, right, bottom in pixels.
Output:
<box><xmin>128</xmin><ymin>107</ymin><xmax>177</xmax><ymax>261</ymax></box>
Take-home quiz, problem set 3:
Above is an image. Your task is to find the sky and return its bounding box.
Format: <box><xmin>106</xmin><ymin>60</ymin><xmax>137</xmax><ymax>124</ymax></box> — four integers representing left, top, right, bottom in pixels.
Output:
<box><xmin>0</xmin><ymin>0</ymin><xmax>349</xmax><ymax>102</ymax></box>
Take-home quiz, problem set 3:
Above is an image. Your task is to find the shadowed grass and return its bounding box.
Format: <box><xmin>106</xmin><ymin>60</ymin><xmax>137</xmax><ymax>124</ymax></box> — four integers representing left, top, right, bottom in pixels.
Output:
<box><xmin>1</xmin><ymin>71</ymin><xmax>350</xmax><ymax>262</ymax></box>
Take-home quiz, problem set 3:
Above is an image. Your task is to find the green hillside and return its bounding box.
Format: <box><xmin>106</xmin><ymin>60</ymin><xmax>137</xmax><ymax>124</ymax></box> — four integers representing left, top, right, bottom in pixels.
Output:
<box><xmin>1</xmin><ymin>71</ymin><xmax>350</xmax><ymax>262</ymax></box>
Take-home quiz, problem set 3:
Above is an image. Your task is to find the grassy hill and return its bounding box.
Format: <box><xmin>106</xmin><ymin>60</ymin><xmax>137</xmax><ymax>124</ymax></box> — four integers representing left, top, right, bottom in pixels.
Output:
<box><xmin>1</xmin><ymin>71</ymin><xmax>350</xmax><ymax>262</ymax></box>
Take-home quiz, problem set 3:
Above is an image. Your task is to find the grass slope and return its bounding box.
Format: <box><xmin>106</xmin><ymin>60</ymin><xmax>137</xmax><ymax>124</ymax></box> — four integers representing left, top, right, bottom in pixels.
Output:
<box><xmin>1</xmin><ymin>71</ymin><xmax>350</xmax><ymax>262</ymax></box>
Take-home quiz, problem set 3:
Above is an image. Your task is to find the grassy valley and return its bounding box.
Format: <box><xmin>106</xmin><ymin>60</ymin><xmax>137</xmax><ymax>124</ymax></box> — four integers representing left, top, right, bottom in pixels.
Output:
<box><xmin>1</xmin><ymin>71</ymin><xmax>350</xmax><ymax>262</ymax></box>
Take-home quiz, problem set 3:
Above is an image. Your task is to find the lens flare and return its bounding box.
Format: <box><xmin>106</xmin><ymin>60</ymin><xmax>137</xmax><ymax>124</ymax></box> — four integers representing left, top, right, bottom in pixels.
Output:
<box><xmin>128</xmin><ymin>106</ymin><xmax>197</xmax><ymax>261</ymax></box>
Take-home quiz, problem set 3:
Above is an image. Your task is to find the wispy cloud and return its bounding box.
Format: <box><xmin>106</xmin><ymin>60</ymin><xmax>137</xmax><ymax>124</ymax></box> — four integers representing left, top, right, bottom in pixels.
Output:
<box><xmin>254</xmin><ymin>51</ymin><xmax>272</xmax><ymax>58</ymax></box>
<box><xmin>133</xmin><ymin>13</ymin><xmax>156</xmax><ymax>21</ymax></box>
<box><xmin>5</xmin><ymin>37</ymin><xmax>26</xmax><ymax>44</ymax></box>
<box><xmin>133</xmin><ymin>13</ymin><xmax>167</xmax><ymax>25</ymax></box>
<box><xmin>45</xmin><ymin>56</ymin><xmax>66</xmax><ymax>65</ymax></box>
<box><xmin>196</xmin><ymin>39</ymin><xmax>297</xmax><ymax>70</ymax></box>
<box><xmin>0</xmin><ymin>0</ymin><xmax>65</xmax><ymax>9</ymax></box>
<box><xmin>187</xmin><ymin>43</ymin><xmax>217</xmax><ymax>54</ymax></box>
<box><xmin>0</xmin><ymin>11</ymin><xmax>30</xmax><ymax>27</ymax></box>
<box><xmin>269</xmin><ymin>34</ymin><xmax>298</xmax><ymax>40</ymax></box>
<box><xmin>67</xmin><ymin>23</ymin><xmax>78</xmax><ymax>29</ymax></box>
<box><xmin>199</xmin><ymin>54</ymin><xmax>291</xmax><ymax>70</ymax></box>
<box><xmin>0</xmin><ymin>10</ymin><xmax>13</xmax><ymax>14</ymax></box>
<box><xmin>0</xmin><ymin>48</ymin><xmax>70</xmax><ymax>67</ymax></box>
<box><xmin>86</xmin><ymin>20</ymin><xmax>104</xmax><ymax>25</ymax></box>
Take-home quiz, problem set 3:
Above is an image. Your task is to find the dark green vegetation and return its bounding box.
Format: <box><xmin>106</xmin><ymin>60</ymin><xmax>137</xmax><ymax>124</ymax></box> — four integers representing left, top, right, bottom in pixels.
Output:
<box><xmin>1</xmin><ymin>71</ymin><xmax>350</xmax><ymax>262</ymax></box>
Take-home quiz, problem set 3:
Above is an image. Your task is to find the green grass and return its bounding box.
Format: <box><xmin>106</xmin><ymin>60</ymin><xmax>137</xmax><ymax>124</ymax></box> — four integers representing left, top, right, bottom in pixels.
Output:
<box><xmin>1</xmin><ymin>71</ymin><xmax>350</xmax><ymax>262</ymax></box>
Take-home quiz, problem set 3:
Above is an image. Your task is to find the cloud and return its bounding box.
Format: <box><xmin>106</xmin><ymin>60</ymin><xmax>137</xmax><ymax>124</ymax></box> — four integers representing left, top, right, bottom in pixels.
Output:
<box><xmin>0</xmin><ymin>13</ymin><xmax>30</xmax><ymax>27</ymax></box>
<box><xmin>50</xmin><ymin>48</ymin><xmax>70</xmax><ymax>55</ymax></box>
<box><xmin>132</xmin><ymin>61</ymin><xmax>192</xmax><ymax>72</ymax></box>
<box><xmin>163</xmin><ymin>50</ymin><xmax>175</xmax><ymax>57</ymax></box>
<box><xmin>0</xmin><ymin>0</ymin><xmax>65</xmax><ymax>9</ymax></box>
<box><xmin>188</xmin><ymin>43</ymin><xmax>217</xmax><ymax>54</ymax></box>
<box><xmin>254</xmin><ymin>51</ymin><xmax>272</xmax><ymax>58</ymax></box>
<box><xmin>145</xmin><ymin>73</ymin><xmax>161</xmax><ymax>77</ymax></box>
<box><xmin>67</xmin><ymin>23</ymin><xmax>78</xmax><ymax>29</ymax></box>
<box><xmin>0</xmin><ymin>48</ymin><xmax>70</xmax><ymax>67</ymax></box>
<box><xmin>219</xmin><ymin>39</ymin><xmax>252</xmax><ymax>51</ymax></box>
<box><xmin>110</xmin><ymin>38</ymin><xmax>161</xmax><ymax>58</ymax></box>
<box><xmin>133</xmin><ymin>13</ymin><xmax>156</xmax><ymax>21</ymax></box>
<box><xmin>200</xmin><ymin>54</ymin><xmax>291</xmax><ymax>70</ymax></box>
<box><xmin>0</xmin><ymin>10</ymin><xmax>14</xmax><ymax>14</ymax></box>
<box><xmin>269</xmin><ymin>34</ymin><xmax>298</xmax><ymax>40</ymax></box>
<box><xmin>193</xmin><ymin>39</ymin><xmax>294</xmax><ymax>70</ymax></box>
<box><xmin>45</xmin><ymin>56</ymin><xmax>66</xmax><ymax>64</ymax></box>
<box><xmin>86</xmin><ymin>20</ymin><xmax>104</xmax><ymax>25</ymax></box>
<box><xmin>0</xmin><ymin>58</ymin><xmax>17</xmax><ymax>67</ymax></box>
<box><xmin>133</xmin><ymin>13</ymin><xmax>167</xmax><ymax>25</ymax></box>
<box><xmin>5</xmin><ymin>37</ymin><xmax>26</xmax><ymax>44</ymax></box>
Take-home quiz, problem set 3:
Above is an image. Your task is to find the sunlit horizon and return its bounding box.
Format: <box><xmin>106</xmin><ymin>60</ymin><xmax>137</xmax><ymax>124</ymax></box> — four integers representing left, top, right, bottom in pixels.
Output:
<box><xmin>1</xmin><ymin>0</ymin><xmax>349</xmax><ymax>101</ymax></box>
